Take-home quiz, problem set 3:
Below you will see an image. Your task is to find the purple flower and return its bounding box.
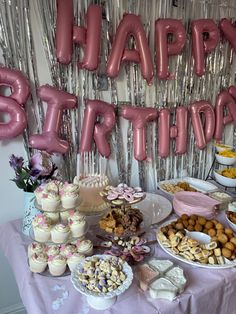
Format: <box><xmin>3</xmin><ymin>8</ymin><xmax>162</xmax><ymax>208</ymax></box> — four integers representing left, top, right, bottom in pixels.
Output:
<box><xmin>29</xmin><ymin>168</ymin><xmax>41</xmax><ymax>181</ymax></box>
<box><xmin>30</xmin><ymin>152</ymin><xmax>53</xmax><ymax>176</ymax></box>
<box><xmin>9</xmin><ymin>154</ymin><xmax>24</xmax><ymax>170</ymax></box>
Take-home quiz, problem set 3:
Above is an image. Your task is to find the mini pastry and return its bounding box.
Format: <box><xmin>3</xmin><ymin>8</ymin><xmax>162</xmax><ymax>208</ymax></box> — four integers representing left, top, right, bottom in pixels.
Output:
<box><xmin>48</xmin><ymin>254</ymin><xmax>67</xmax><ymax>276</ymax></box>
<box><xmin>67</xmin><ymin>252</ymin><xmax>85</xmax><ymax>271</ymax></box>
<box><xmin>77</xmin><ymin>239</ymin><xmax>93</xmax><ymax>256</ymax></box>
<box><xmin>68</xmin><ymin>212</ymin><xmax>87</xmax><ymax>238</ymax></box>
<box><xmin>46</xmin><ymin>245</ymin><xmax>61</xmax><ymax>257</ymax></box>
<box><xmin>28</xmin><ymin>242</ymin><xmax>46</xmax><ymax>258</ymax></box>
<box><xmin>136</xmin><ymin>264</ymin><xmax>158</xmax><ymax>291</ymax></box>
<box><xmin>60</xmin><ymin>244</ymin><xmax>77</xmax><ymax>257</ymax></box>
<box><xmin>41</xmin><ymin>191</ymin><xmax>60</xmax><ymax>212</ymax></box>
<box><xmin>51</xmin><ymin>224</ymin><xmax>70</xmax><ymax>244</ymax></box>
<box><xmin>60</xmin><ymin>183</ymin><xmax>79</xmax><ymax>209</ymax></box>
<box><xmin>149</xmin><ymin>277</ymin><xmax>178</xmax><ymax>300</ymax></box>
<box><xmin>29</xmin><ymin>253</ymin><xmax>48</xmax><ymax>273</ymax></box>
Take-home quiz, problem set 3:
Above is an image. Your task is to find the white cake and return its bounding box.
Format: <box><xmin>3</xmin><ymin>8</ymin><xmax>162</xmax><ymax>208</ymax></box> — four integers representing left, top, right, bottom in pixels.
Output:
<box><xmin>149</xmin><ymin>277</ymin><xmax>178</xmax><ymax>300</ymax></box>
<box><xmin>73</xmin><ymin>175</ymin><xmax>109</xmax><ymax>213</ymax></box>
<box><xmin>148</xmin><ymin>259</ymin><xmax>173</xmax><ymax>274</ymax></box>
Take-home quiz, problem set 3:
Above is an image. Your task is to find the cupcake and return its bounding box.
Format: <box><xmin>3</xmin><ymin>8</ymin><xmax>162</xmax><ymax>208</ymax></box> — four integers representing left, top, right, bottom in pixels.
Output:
<box><xmin>44</xmin><ymin>212</ymin><xmax>60</xmax><ymax>224</ymax></box>
<box><xmin>33</xmin><ymin>215</ymin><xmax>52</xmax><ymax>242</ymax></box>
<box><xmin>28</xmin><ymin>242</ymin><xmax>46</xmax><ymax>258</ymax></box>
<box><xmin>32</xmin><ymin>213</ymin><xmax>51</xmax><ymax>228</ymax></box>
<box><xmin>29</xmin><ymin>253</ymin><xmax>48</xmax><ymax>273</ymax></box>
<box><xmin>34</xmin><ymin>184</ymin><xmax>46</xmax><ymax>206</ymax></box>
<box><xmin>77</xmin><ymin>239</ymin><xmax>93</xmax><ymax>256</ymax></box>
<box><xmin>67</xmin><ymin>252</ymin><xmax>85</xmax><ymax>271</ymax></box>
<box><xmin>48</xmin><ymin>254</ymin><xmax>67</xmax><ymax>276</ymax></box>
<box><xmin>45</xmin><ymin>181</ymin><xmax>60</xmax><ymax>193</ymax></box>
<box><xmin>60</xmin><ymin>244</ymin><xmax>77</xmax><ymax>257</ymax></box>
<box><xmin>51</xmin><ymin>224</ymin><xmax>70</xmax><ymax>244</ymax></box>
<box><xmin>60</xmin><ymin>183</ymin><xmax>79</xmax><ymax>209</ymax></box>
<box><xmin>60</xmin><ymin>210</ymin><xmax>71</xmax><ymax>224</ymax></box>
<box><xmin>46</xmin><ymin>245</ymin><xmax>61</xmax><ymax>257</ymax></box>
<box><xmin>41</xmin><ymin>191</ymin><xmax>60</xmax><ymax>212</ymax></box>
<box><xmin>68</xmin><ymin>212</ymin><xmax>87</xmax><ymax>238</ymax></box>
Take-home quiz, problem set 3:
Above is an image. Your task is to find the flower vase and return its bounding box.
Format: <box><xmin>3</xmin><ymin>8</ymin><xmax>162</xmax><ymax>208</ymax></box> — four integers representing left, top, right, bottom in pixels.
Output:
<box><xmin>22</xmin><ymin>191</ymin><xmax>40</xmax><ymax>236</ymax></box>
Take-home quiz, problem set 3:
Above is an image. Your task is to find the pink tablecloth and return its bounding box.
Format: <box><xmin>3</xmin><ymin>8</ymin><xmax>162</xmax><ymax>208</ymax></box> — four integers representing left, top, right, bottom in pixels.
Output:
<box><xmin>1</xmin><ymin>219</ymin><xmax>236</xmax><ymax>314</ymax></box>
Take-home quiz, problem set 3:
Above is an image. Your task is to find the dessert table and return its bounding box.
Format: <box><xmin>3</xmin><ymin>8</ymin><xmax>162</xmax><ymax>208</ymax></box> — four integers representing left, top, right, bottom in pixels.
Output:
<box><xmin>1</xmin><ymin>215</ymin><xmax>236</xmax><ymax>314</ymax></box>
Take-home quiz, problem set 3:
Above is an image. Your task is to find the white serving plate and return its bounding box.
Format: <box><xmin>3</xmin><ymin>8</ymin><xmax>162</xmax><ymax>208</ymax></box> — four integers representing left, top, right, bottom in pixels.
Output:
<box><xmin>157</xmin><ymin>219</ymin><xmax>236</xmax><ymax>269</ymax></box>
<box><xmin>133</xmin><ymin>193</ymin><xmax>172</xmax><ymax>225</ymax></box>
<box><xmin>158</xmin><ymin>177</ymin><xmax>218</xmax><ymax>196</ymax></box>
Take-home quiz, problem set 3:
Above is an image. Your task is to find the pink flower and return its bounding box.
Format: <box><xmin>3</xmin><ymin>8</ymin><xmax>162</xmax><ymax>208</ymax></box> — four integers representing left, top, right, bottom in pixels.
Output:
<box><xmin>48</xmin><ymin>255</ymin><xmax>54</xmax><ymax>262</ymax></box>
<box><xmin>30</xmin><ymin>152</ymin><xmax>53</xmax><ymax>176</ymax></box>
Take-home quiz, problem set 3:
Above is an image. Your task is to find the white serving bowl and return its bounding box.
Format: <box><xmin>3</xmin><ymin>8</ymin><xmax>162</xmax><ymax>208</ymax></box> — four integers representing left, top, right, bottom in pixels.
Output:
<box><xmin>214</xmin><ymin>143</ymin><xmax>233</xmax><ymax>152</ymax></box>
<box><xmin>215</xmin><ymin>153</ymin><xmax>236</xmax><ymax>166</ymax></box>
<box><xmin>71</xmin><ymin>254</ymin><xmax>133</xmax><ymax>310</ymax></box>
<box><xmin>213</xmin><ymin>170</ymin><xmax>236</xmax><ymax>187</ymax></box>
<box><xmin>225</xmin><ymin>211</ymin><xmax>236</xmax><ymax>233</ymax></box>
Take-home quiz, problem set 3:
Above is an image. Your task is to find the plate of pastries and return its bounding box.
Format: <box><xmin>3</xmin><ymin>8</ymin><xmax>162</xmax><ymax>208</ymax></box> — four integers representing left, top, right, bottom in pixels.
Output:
<box><xmin>157</xmin><ymin>214</ymin><xmax>236</xmax><ymax>269</ymax></box>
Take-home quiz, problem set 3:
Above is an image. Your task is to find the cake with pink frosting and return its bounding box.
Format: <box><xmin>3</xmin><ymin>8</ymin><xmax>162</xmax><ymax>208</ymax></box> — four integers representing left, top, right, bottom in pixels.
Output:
<box><xmin>73</xmin><ymin>175</ymin><xmax>109</xmax><ymax>213</ymax></box>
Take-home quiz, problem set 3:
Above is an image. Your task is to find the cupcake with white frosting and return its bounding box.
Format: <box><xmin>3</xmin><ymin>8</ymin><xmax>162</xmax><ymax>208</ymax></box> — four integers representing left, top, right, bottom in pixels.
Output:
<box><xmin>45</xmin><ymin>181</ymin><xmax>60</xmax><ymax>193</ymax></box>
<box><xmin>34</xmin><ymin>184</ymin><xmax>46</xmax><ymax>206</ymax></box>
<box><xmin>60</xmin><ymin>244</ymin><xmax>77</xmax><ymax>257</ymax></box>
<box><xmin>33</xmin><ymin>214</ymin><xmax>52</xmax><ymax>242</ymax></box>
<box><xmin>60</xmin><ymin>183</ymin><xmax>79</xmax><ymax>209</ymax></box>
<box><xmin>48</xmin><ymin>254</ymin><xmax>67</xmax><ymax>276</ymax></box>
<box><xmin>46</xmin><ymin>245</ymin><xmax>61</xmax><ymax>257</ymax></box>
<box><xmin>60</xmin><ymin>210</ymin><xmax>72</xmax><ymax>224</ymax></box>
<box><xmin>28</xmin><ymin>242</ymin><xmax>46</xmax><ymax>258</ymax></box>
<box><xmin>68</xmin><ymin>212</ymin><xmax>87</xmax><ymax>238</ymax></box>
<box><xmin>44</xmin><ymin>212</ymin><xmax>60</xmax><ymax>224</ymax></box>
<box><xmin>41</xmin><ymin>191</ymin><xmax>60</xmax><ymax>212</ymax></box>
<box><xmin>29</xmin><ymin>253</ymin><xmax>48</xmax><ymax>273</ymax></box>
<box><xmin>77</xmin><ymin>239</ymin><xmax>93</xmax><ymax>256</ymax></box>
<box><xmin>67</xmin><ymin>252</ymin><xmax>85</xmax><ymax>271</ymax></box>
<box><xmin>51</xmin><ymin>224</ymin><xmax>70</xmax><ymax>243</ymax></box>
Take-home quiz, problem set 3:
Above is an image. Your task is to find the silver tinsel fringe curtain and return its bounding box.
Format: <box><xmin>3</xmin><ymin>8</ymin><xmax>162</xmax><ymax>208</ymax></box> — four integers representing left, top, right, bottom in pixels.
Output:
<box><xmin>0</xmin><ymin>0</ymin><xmax>236</xmax><ymax>191</ymax></box>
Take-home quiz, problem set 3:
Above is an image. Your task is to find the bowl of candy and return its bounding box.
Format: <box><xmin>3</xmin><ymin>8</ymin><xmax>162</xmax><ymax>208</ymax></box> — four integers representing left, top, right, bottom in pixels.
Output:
<box><xmin>213</xmin><ymin>168</ymin><xmax>236</xmax><ymax>187</ymax></box>
<box><xmin>215</xmin><ymin>150</ymin><xmax>236</xmax><ymax>166</ymax></box>
<box><xmin>214</xmin><ymin>142</ymin><xmax>233</xmax><ymax>153</ymax></box>
<box><xmin>71</xmin><ymin>254</ymin><xmax>133</xmax><ymax>310</ymax></box>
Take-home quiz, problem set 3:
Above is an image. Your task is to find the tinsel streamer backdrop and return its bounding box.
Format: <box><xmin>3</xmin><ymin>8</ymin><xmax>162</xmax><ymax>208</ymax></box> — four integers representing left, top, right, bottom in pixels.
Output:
<box><xmin>0</xmin><ymin>0</ymin><xmax>236</xmax><ymax>190</ymax></box>
<box><xmin>0</xmin><ymin>0</ymin><xmax>44</xmax><ymax>159</ymax></box>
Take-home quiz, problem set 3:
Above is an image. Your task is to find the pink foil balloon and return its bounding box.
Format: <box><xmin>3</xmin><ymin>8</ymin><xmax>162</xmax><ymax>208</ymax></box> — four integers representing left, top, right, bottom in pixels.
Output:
<box><xmin>56</xmin><ymin>1</ymin><xmax>102</xmax><ymax>70</ymax></box>
<box><xmin>158</xmin><ymin>107</ymin><xmax>188</xmax><ymax>158</ymax></box>
<box><xmin>74</xmin><ymin>5</ymin><xmax>102</xmax><ymax>70</ymax></box>
<box><xmin>190</xmin><ymin>101</ymin><xmax>215</xmax><ymax>149</ymax></box>
<box><xmin>213</xmin><ymin>87</ymin><xmax>236</xmax><ymax>141</ymax></box>
<box><xmin>56</xmin><ymin>0</ymin><xmax>73</xmax><ymax>64</ymax></box>
<box><xmin>155</xmin><ymin>19</ymin><xmax>186</xmax><ymax>79</ymax></box>
<box><xmin>192</xmin><ymin>19</ymin><xmax>220</xmax><ymax>76</ymax></box>
<box><xmin>220</xmin><ymin>19</ymin><xmax>236</xmax><ymax>52</ymax></box>
<box><xmin>29</xmin><ymin>85</ymin><xmax>77</xmax><ymax>154</ymax></box>
<box><xmin>80</xmin><ymin>100</ymin><xmax>116</xmax><ymax>157</ymax></box>
<box><xmin>122</xmin><ymin>106</ymin><xmax>158</xmax><ymax>161</ymax></box>
<box><xmin>0</xmin><ymin>66</ymin><xmax>29</xmax><ymax>139</ymax></box>
<box><xmin>106</xmin><ymin>13</ymin><xmax>154</xmax><ymax>85</ymax></box>
<box><xmin>0</xmin><ymin>66</ymin><xmax>30</xmax><ymax>104</ymax></box>
<box><xmin>0</xmin><ymin>96</ymin><xmax>27</xmax><ymax>139</ymax></box>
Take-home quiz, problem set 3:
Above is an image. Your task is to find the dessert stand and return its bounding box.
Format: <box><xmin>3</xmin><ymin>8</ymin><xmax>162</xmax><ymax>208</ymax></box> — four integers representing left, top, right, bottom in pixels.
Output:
<box><xmin>71</xmin><ymin>254</ymin><xmax>133</xmax><ymax>310</ymax></box>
